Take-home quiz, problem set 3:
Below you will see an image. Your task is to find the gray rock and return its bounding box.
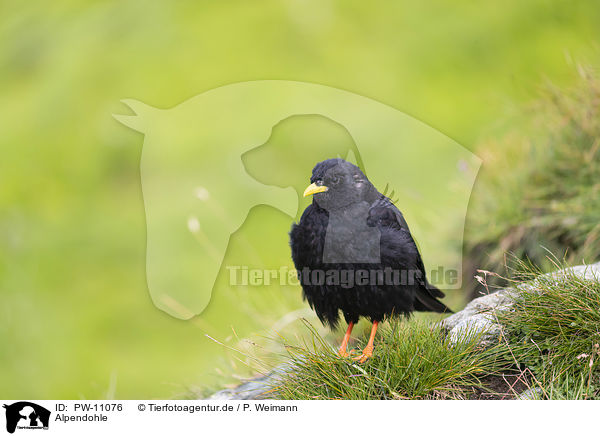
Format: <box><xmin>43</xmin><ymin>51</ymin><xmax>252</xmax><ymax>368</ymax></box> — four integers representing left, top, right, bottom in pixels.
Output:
<box><xmin>205</xmin><ymin>364</ymin><xmax>290</xmax><ymax>400</ymax></box>
<box><xmin>206</xmin><ymin>375</ymin><xmax>272</xmax><ymax>400</ymax></box>
<box><xmin>440</xmin><ymin>288</ymin><xmax>516</xmax><ymax>347</ymax></box>
<box><xmin>560</xmin><ymin>263</ymin><xmax>600</xmax><ymax>281</ymax></box>
<box><xmin>441</xmin><ymin>261</ymin><xmax>600</xmax><ymax>347</ymax></box>
<box><xmin>517</xmin><ymin>387</ymin><xmax>544</xmax><ymax>400</ymax></box>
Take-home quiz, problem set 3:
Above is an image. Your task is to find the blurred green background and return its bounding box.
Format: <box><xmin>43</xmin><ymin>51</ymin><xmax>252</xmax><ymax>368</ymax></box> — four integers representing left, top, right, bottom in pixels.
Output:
<box><xmin>1</xmin><ymin>0</ymin><xmax>599</xmax><ymax>399</ymax></box>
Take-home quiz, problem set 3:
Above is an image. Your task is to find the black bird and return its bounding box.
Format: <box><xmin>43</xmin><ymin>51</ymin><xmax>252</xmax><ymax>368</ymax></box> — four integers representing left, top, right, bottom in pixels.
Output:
<box><xmin>290</xmin><ymin>158</ymin><xmax>451</xmax><ymax>362</ymax></box>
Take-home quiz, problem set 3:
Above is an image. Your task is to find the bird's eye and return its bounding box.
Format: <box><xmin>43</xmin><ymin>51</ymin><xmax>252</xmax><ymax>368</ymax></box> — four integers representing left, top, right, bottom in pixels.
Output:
<box><xmin>315</xmin><ymin>179</ymin><xmax>324</xmax><ymax>186</ymax></box>
<box><xmin>331</xmin><ymin>176</ymin><xmax>341</xmax><ymax>184</ymax></box>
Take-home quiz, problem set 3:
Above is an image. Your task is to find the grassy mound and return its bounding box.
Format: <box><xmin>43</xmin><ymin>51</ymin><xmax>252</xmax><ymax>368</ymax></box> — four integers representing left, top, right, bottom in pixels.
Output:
<box><xmin>497</xmin><ymin>264</ymin><xmax>600</xmax><ymax>399</ymax></box>
<box><xmin>269</xmin><ymin>320</ymin><xmax>508</xmax><ymax>400</ymax></box>
<box><xmin>265</xmin><ymin>264</ymin><xmax>600</xmax><ymax>400</ymax></box>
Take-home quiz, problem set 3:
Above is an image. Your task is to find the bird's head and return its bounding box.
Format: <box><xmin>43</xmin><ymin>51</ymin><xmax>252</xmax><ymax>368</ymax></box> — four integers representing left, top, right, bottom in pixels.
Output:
<box><xmin>303</xmin><ymin>158</ymin><xmax>375</xmax><ymax>210</ymax></box>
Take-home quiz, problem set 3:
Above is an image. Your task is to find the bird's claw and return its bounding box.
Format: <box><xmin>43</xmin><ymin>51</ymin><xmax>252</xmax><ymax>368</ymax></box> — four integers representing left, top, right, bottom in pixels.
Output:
<box><xmin>353</xmin><ymin>354</ymin><xmax>370</xmax><ymax>364</ymax></box>
<box><xmin>352</xmin><ymin>346</ymin><xmax>374</xmax><ymax>363</ymax></box>
<box><xmin>339</xmin><ymin>348</ymin><xmax>361</xmax><ymax>358</ymax></box>
<box><xmin>338</xmin><ymin>349</ymin><xmax>350</xmax><ymax>358</ymax></box>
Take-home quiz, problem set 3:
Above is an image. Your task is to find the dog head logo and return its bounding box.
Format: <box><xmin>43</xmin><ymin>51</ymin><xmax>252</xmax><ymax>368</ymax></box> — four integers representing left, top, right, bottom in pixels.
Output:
<box><xmin>114</xmin><ymin>80</ymin><xmax>480</xmax><ymax>319</ymax></box>
<box><xmin>3</xmin><ymin>402</ymin><xmax>50</xmax><ymax>434</ymax></box>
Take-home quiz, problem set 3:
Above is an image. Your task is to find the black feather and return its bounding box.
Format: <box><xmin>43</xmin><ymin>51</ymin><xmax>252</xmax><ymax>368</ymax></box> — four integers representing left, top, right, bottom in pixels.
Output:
<box><xmin>290</xmin><ymin>158</ymin><xmax>452</xmax><ymax>328</ymax></box>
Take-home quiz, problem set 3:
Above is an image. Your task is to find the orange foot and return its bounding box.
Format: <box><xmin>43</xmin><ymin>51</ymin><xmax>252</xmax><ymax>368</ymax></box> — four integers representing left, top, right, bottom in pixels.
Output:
<box><xmin>353</xmin><ymin>345</ymin><xmax>374</xmax><ymax>364</ymax></box>
<box><xmin>338</xmin><ymin>348</ymin><xmax>350</xmax><ymax>358</ymax></box>
<box><xmin>353</xmin><ymin>321</ymin><xmax>378</xmax><ymax>364</ymax></box>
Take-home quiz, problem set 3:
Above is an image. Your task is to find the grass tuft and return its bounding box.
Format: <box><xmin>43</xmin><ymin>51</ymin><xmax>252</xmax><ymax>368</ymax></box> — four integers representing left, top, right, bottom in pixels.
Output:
<box><xmin>268</xmin><ymin>319</ymin><xmax>506</xmax><ymax>400</ymax></box>
<box><xmin>496</xmin><ymin>261</ymin><xmax>600</xmax><ymax>399</ymax></box>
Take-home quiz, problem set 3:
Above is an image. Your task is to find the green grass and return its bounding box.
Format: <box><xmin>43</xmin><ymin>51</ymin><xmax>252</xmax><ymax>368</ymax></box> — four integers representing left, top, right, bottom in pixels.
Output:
<box><xmin>496</xmin><ymin>261</ymin><xmax>600</xmax><ymax>399</ymax></box>
<box><xmin>2</xmin><ymin>1</ymin><xmax>600</xmax><ymax>398</ymax></box>
<box><xmin>464</xmin><ymin>66</ymin><xmax>600</xmax><ymax>297</ymax></box>
<box><xmin>258</xmin><ymin>261</ymin><xmax>600</xmax><ymax>400</ymax></box>
<box><xmin>268</xmin><ymin>320</ymin><xmax>507</xmax><ymax>400</ymax></box>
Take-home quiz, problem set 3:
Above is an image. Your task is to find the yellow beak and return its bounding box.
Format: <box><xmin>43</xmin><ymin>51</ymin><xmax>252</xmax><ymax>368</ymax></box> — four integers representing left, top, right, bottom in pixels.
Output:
<box><xmin>303</xmin><ymin>183</ymin><xmax>328</xmax><ymax>197</ymax></box>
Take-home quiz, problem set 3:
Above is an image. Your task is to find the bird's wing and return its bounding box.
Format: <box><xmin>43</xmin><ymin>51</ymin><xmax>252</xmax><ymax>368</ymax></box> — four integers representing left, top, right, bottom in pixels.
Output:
<box><xmin>368</xmin><ymin>195</ymin><xmax>451</xmax><ymax>313</ymax></box>
<box><xmin>367</xmin><ymin>196</ymin><xmax>410</xmax><ymax>230</ymax></box>
<box><xmin>367</xmin><ymin>195</ymin><xmax>423</xmax><ymax>271</ymax></box>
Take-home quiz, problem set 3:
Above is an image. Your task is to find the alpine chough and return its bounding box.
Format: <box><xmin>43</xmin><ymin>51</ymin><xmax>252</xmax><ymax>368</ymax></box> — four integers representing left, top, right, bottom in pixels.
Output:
<box><xmin>290</xmin><ymin>158</ymin><xmax>451</xmax><ymax>362</ymax></box>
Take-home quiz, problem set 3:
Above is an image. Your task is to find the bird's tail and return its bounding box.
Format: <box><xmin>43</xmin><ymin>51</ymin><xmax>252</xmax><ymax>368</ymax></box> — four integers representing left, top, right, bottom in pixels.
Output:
<box><xmin>414</xmin><ymin>283</ymin><xmax>453</xmax><ymax>313</ymax></box>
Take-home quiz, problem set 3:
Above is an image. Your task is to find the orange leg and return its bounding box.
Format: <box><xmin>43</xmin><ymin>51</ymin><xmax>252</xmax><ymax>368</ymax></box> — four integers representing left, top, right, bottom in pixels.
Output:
<box><xmin>354</xmin><ymin>321</ymin><xmax>379</xmax><ymax>363</ymax></box>
<box><xmin>338</xmin><ymin>322</ymin><xmax>354</xmax><ymax>357</ymax></box>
